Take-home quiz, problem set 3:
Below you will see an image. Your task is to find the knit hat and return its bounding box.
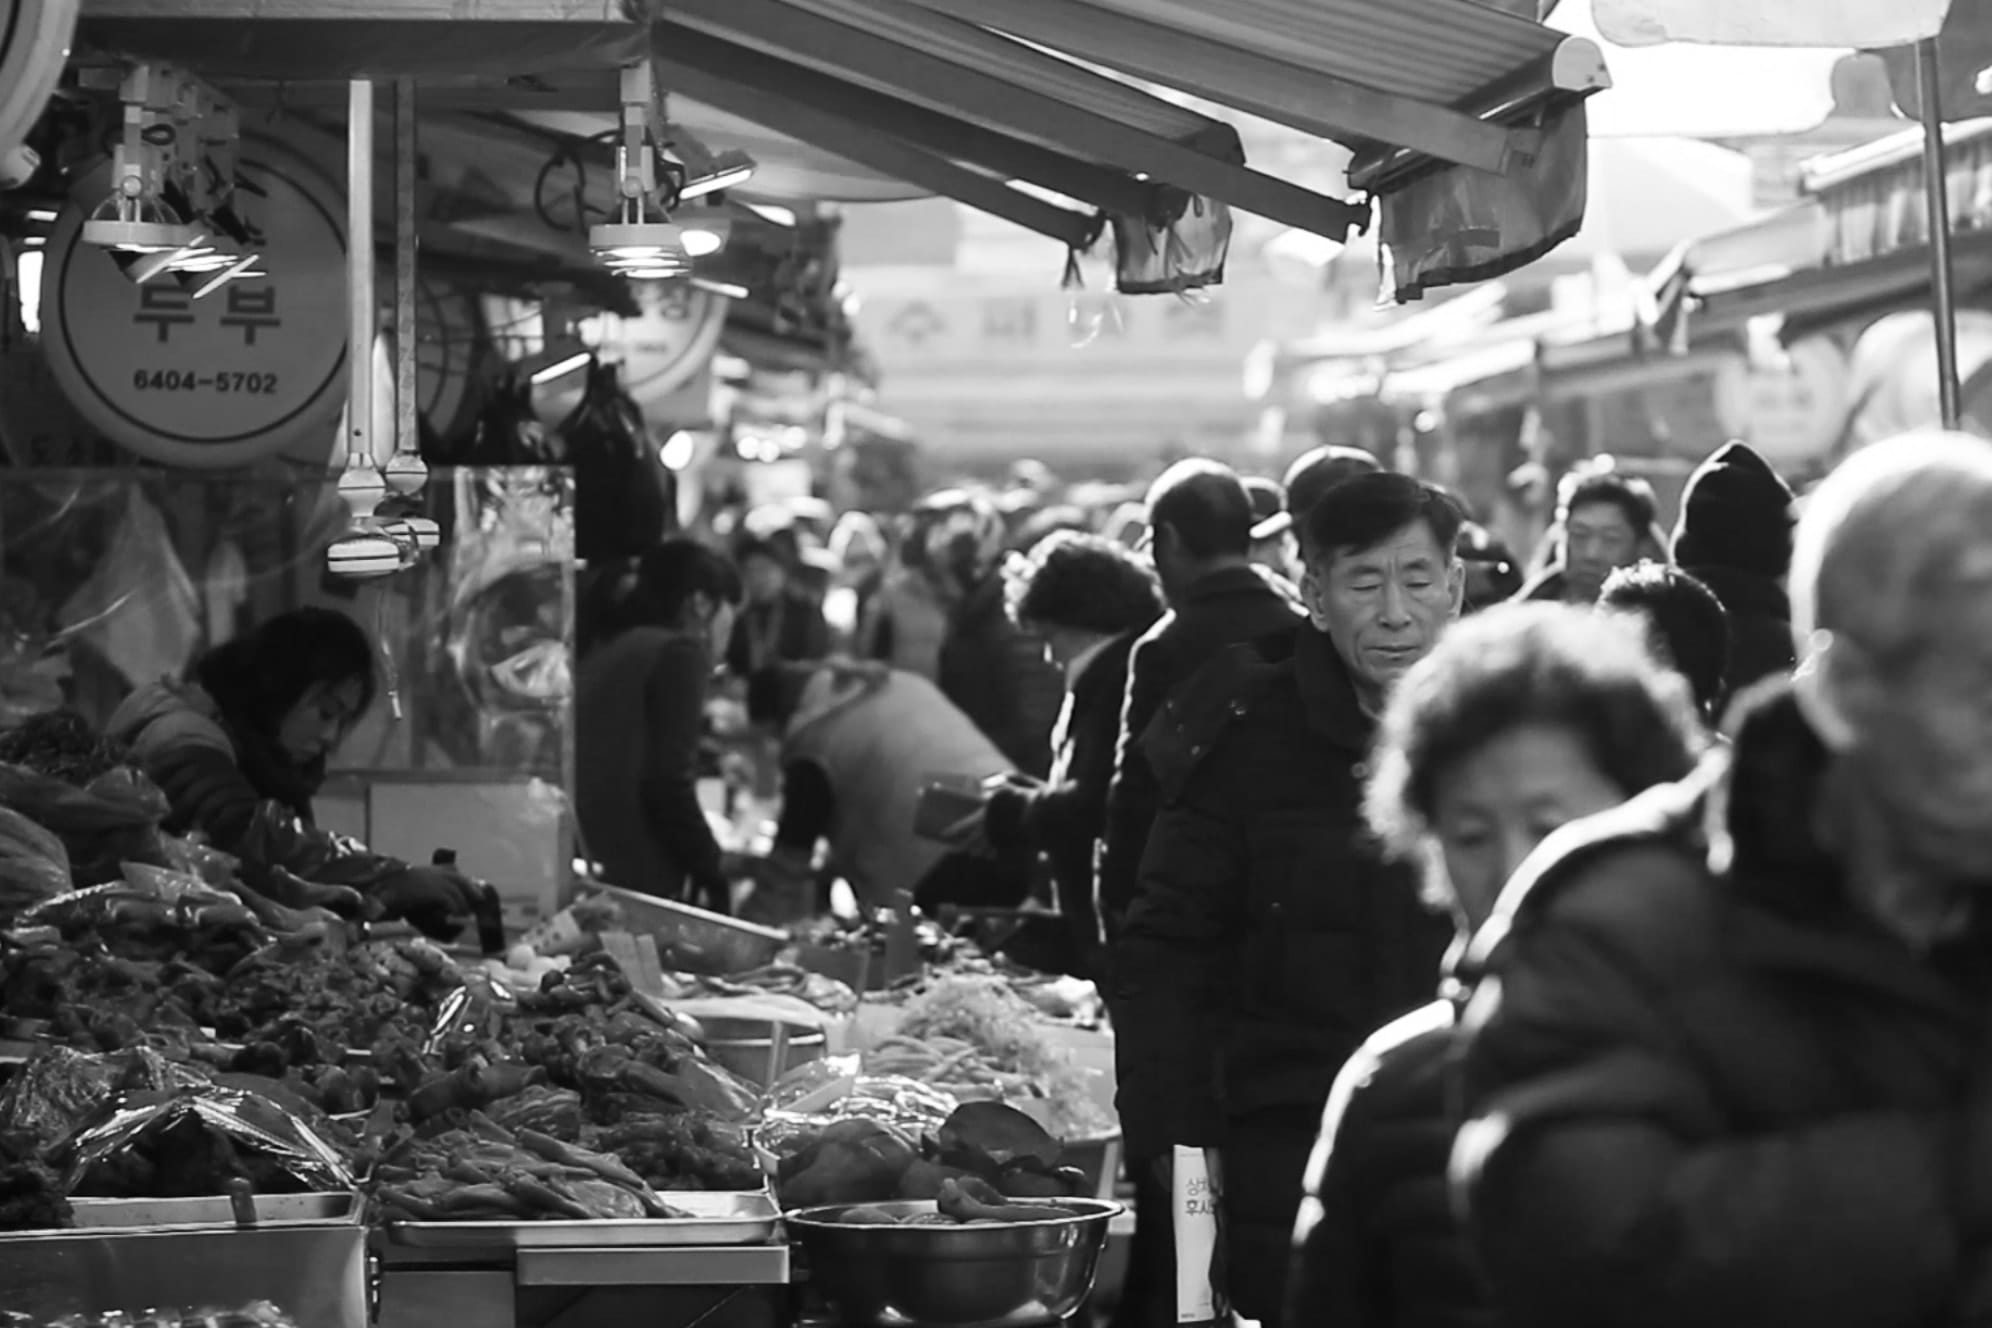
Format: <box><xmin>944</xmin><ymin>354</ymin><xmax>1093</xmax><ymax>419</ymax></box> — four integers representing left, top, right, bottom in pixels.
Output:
<box><xmin>1251</xmin><ymin>445</ymin><xmax>1382</xmax><ymax>542</ymax></box>
<box><xmin>1671</xmin><ymin>442</ymin><xmax>1796</xmax><ymax>580</ymax></box>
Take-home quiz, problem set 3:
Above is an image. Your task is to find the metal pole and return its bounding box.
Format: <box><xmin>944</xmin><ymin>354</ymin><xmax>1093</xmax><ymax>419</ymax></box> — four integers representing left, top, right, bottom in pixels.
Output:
<box><xmin>1916</xmin><ymin>37</ymin><xmax>1962</xmax><ymax>429</ymax></box>
<box><xmin>394</xmin><ymin>79</ymin><xmax>417</xmax><ymax>457</ymax></box>
<box><xmin>346</xmin><ymin>79</ymin><xmax>375</xmax><ymax>465</ymax></box>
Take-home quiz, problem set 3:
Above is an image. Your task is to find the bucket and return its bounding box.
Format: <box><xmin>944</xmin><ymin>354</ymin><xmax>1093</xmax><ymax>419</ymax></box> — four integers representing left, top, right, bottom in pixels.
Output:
<box><xmin>704</xmin><ymin>1017</ymin><xmax>827</xmax><ymax>1088</ymax></box>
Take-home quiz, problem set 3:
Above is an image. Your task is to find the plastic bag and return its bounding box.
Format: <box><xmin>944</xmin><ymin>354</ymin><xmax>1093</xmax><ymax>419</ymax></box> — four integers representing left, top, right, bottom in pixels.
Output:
<box><xmin>755</xmin><ymin>1055</ymin><xmax>959</xmax><ymax>1155</ymax></box>
<box><xmin>0</xmin><ymin>763</ymin><xmax>170</xmax><ymax>886</ymax></box>
<box><xmin>18</xmin><ymin>869</ymin><xmax>257</xmax><ymax>936</ymax></box>
<box><xmin>26</xmin><ymin>1304</ymin><xmax>300</xmax><ymax>1328</ymax></box>
<box><xmin>61</xmin><ymin>1083</ymin><xmax>356</xmax><ymax>1197</ymax></box>
<box><xmin>0</xmin><ymin>804</ymin><xmax>71</xmax><ymax>913</ymax></box>
<box><xmin>566</xmin><ymin>360</ymin><xmax>672</xmax><ymax>564</ymax></box>
<box><xmin>233</xmin><ymin>800</ymin><xmax>394</xmax><ymax>896</ymax></box>
<box><xmin>1110</xmin><ymin>193</ymin><xmax>1232</xmax><ymax>296</ymax></box>
<box><xmin>0</xmin><ymin>1045</ymin><xmax>205</xmax><ymax>1149</ymax></box>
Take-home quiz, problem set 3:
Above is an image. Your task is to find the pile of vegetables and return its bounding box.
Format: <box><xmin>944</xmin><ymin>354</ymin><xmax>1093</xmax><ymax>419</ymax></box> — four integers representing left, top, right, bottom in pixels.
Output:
<box><xmin>883</xmin><ymin>976</ymin><xmax>1113</xmax><ymax>1138</ymax></box>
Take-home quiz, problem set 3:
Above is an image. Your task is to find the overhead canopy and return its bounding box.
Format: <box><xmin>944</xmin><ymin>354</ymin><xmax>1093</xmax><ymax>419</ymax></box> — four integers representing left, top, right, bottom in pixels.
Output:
<box><xmin>73</xmin><ymin>0</ymin><xmax>1606</xmax><ymax>285</ymax></box>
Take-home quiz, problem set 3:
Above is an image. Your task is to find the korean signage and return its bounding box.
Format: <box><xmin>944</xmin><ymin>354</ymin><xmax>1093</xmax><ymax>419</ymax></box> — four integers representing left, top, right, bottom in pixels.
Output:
<box><xmin>861</xmin><ymin>290</ymin><xmax>1237</xmax><ymax>362</ymax></box>
<box><xmin>38</xmin><ymin>131</ymin><xmax>348</xmax><ymax>467</ymax></box>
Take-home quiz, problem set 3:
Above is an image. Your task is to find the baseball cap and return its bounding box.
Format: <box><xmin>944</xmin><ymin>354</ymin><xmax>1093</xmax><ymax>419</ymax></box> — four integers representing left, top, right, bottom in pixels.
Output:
<box><xmin>1251</xmin><ymin>445</ymin><xmax>1383</xmax><ymax>542</ymax></box>
<box><xmin>1243</xmin><ymin>477</ymin><xmax>1285</xmax><ymax>535</ymax></box>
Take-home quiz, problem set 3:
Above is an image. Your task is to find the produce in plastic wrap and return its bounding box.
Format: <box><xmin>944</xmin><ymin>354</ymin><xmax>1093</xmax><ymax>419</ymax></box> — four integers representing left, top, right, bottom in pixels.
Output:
<box><xmin>3</xmin><ymin>1302</ymin><xmax>300</xmax><ymax>1328</ymax></box>
<box><xmin>886</xmin><ymin>975</ymin><xmax>1114</xmax><ymax>1138</ymax></box>
<box><xmin>372</xmin><ymin>1113</ymin><xmax>692</xmax><ymax>1223</ymax></box>
<box><xmin>0</xmin><ymin>804</ymin><xmax>70</xmax><ymax>914</ymax></box>
<box><xmin>0</xmin><ymin>759</ymin><xmax>172</xmax><ymax>886</ymax></box>
<box><xmin>0</xmin><ymin>1045</ymin><xmax>203</xmax><ymax>1149</ymax></box>
<box><xmin>757</xmin><ymin>1057</ymin><xmax>959</xmax><ymax>1155</ymax></box>
<box><xmin>61</xmin><ymin>1084</ymin><xmax>356</xmax><ymax>1197</ymax></box>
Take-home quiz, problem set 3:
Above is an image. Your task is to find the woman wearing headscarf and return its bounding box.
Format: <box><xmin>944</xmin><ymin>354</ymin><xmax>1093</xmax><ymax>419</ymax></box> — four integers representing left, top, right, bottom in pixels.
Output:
<box><xmin>108</xmin><ymin>607</ymin><xmax>489</xmax><ymax>936</ymax></box>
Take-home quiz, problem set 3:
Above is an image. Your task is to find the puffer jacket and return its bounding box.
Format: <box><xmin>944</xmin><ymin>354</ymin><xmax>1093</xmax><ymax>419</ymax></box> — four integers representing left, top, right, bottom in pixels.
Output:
<box><xmin>1455</xmin><ymin>681</ymin><xmax>1992</xmax><ymax>1328</ymax></box>
<box><xmin>107</xmin><ymin>680</ymin><xmax>400</xmax><ymax>889</ymax></box>
<box><xmin>1288</xmin><ymin>998</ymin><xmax>1497</xmax><ymax>1328</ymax></box>
<box><xmin>1115</xmin><ymin>625</ymin><xmax>1451</xmax><ymax>1319</ymax></box>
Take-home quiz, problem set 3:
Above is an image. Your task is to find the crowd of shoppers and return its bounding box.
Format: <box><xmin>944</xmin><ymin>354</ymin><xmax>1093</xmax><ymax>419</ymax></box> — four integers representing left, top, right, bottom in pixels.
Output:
<box><xmin>567</xmin><ymin>420</ymin><xmax>1992</xmax><ymax>1328</ymax></box>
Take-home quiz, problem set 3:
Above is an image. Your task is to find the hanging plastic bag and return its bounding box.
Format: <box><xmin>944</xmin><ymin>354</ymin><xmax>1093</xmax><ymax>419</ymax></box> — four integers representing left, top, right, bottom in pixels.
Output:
<box><xmin>56</xmin><ymin>488</ymin><xmax>201</xmax><ymax>691</ymax></box>
<box><xmin>1111</xmin><ymin>193</ymin><xmax>1233</xmax><ymax>296</ymax></box>
<box><xmin>466</xmin><ymin>369</ymin><xmax>562</xmax><ymax>466</ymax></box>
<box><xmin>564</xmin><ymin>359</ymin><xmax>672</xmax><ymax>565</ymax></box>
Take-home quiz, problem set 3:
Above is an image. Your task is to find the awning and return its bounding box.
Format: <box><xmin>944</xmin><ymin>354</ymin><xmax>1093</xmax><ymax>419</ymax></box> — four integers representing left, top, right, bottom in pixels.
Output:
<box><xmin>1694</xmin><ymin>231</ymin><xmax>1992</xmax><ymax>337</ymax></box>
<box><xmin>900</xmin><ymin>0</ymin><xmax>1605</xmax><ymax>181</ymax></box>
<box><xmin>1800</xmin><ymin>118</ymin><xmax>1992</xmax><ymax>267</ymax></box>
<box><xmin>658</xmin><ymin>0</ymin><xmax>1367</xmax><ymax>242</ymax></box>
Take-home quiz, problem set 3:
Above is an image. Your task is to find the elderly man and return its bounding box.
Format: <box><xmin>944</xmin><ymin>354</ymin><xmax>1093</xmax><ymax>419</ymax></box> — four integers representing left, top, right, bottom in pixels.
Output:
<box><xmin>1114</xmin><ymin>473</ymin><xmax>1461</xmax><ymax>1321</ymax></box>
<box><xmin>1454</xmin><ymin>431</ymin><xmax>1992</xmax><ymax>1328</ymax></box>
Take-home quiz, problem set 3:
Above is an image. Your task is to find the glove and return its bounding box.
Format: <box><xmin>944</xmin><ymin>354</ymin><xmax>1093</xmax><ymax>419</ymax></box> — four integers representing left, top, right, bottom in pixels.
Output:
<box><xmin>370</xmin><ymin>864</ymin><xmax>484</xmax><ymax>940</ymax></box>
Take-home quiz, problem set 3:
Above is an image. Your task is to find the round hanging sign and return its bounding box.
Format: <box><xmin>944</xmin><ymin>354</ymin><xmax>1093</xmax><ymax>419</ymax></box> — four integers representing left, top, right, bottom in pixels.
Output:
<box><xmin>39</xmin><ymin>130</ymin><xmax>349</xmax><ymax>467</ymax></box>
<box><xmin>535</xmin><ymin>281</ymin><xmax>726</xmax><ymax>424</ymax></box>
<box><xmin>0</xmin><ymin>0</ymin><xmax>76</xmax><ymax>170</ymax></box>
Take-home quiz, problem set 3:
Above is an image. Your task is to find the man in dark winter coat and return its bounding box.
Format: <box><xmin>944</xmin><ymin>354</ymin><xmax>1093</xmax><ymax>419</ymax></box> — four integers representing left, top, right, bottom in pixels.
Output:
<box><xmin>1095</xmin><ymin>460</ymin><xmax>1302</xmax><ymax>944</ymax></box>
<box><xmin>1115</xmin><ymin>473</ymin><xmax>1461</xmax><ymax>1322</ymax></box>
<box><xmin>1517</xmin><ymin>463</ymin><xmax>1663</xmax><ymax>605</ymax></box>
<box><xmin>1094</xmin><ymin>459</ymin><xmax>1301</xmax><ymax>1328</ymax></box>
<box><xmin>1671</xmin><ymin>439</ymin><xmax>1798</xmax><ymax>694</ymax></box>
<box><xmin>1455</xmin><ymin>431</ymin><xmax>1992</xmax><ymax>1328</ymax></box>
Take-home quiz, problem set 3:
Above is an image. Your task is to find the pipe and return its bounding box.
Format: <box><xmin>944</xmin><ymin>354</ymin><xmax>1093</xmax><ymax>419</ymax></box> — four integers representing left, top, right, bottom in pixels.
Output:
<box><xmin>347</xmin><ymin>79</ymin><xmax>376</xmax><ymax>464</ymax></box>
<box><xmin>1917</xmin><ymin>37</ymin><xmax>1961</xmax><ymax>429</ymax></box>
<box><xmin>395</xmin><ymin>78</ymin><xmax>417</xmax><ymax>455</ymax></box>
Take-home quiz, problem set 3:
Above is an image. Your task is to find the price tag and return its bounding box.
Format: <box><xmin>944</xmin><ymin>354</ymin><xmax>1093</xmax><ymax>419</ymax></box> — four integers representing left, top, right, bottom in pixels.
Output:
<box><xmin>39</xmin><ymin>129</ymin><xmax>349</xmax><ymax>468</ymax></box>
<box><xmin>0</xmin><ymin>0</ymin><xmax>76</xmax><ymax>171</ymax></box>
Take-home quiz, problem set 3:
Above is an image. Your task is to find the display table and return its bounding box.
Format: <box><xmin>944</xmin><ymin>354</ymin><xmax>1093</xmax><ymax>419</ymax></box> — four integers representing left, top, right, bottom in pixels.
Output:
<box><xmin>375</xmin><ymin>1237</ymin><xmax>793</xmax><ymax>1328</ymax></box>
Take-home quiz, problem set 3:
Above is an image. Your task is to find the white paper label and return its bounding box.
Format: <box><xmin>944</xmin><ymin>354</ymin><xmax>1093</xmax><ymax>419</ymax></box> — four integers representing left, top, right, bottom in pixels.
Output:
<box><xmin>1173</xmin><ymin>1144</ymin><xmax>1220</xmax><ymax>1323</ymax></box>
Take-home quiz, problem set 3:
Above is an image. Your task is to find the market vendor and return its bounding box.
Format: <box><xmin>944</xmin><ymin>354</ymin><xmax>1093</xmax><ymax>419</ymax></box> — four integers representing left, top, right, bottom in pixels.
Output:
<box><xmin>107</xmin><ymin>607</ymin><xmax>488</xmax><ymax>937</ymax></box>
<box><xmin>745</xmin><ymin>660</ymin><xmax>1024</xmax><ymax>922</ymax></box>
<box><xmin>575</xmin><ymin>538</ymin><xmax>743</xmax><ymax>914</ymax></box>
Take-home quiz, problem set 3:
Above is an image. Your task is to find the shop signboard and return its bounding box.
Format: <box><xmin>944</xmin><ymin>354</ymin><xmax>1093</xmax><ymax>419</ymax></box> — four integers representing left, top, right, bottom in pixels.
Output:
<box><xmin>39</xmin><ymin>131</ymin><xmax>348</xmax><ymax>467</ymax></box>
<box><xmin>0</xmin><ymin>0</ymin><xmax>76</xmax><ymax>176</ymax></box>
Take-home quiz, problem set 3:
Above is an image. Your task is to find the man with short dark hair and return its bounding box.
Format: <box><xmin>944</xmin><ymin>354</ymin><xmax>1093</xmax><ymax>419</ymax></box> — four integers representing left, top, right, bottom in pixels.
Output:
<box><xmin>1600</xmin><ymin>560</ymin><xmax>1732</xmax><ymax>722</ymax></box>
<box><xmin>1520</xmin><ymin>464</ymin><xmax>1661</xmax><ymax>605</ymax></box>
<box><xmin>1097</xmin><ymin>460</ymin><xmax>1303</xmax><ymax>943</ymax></box>
<box><xmin>1114</xmin><ymin>473</ymin><xmax>1462</xmax><ymax>1321</ymax></box>
<box><xmin>1096</xmin><ymin>458</ymin><xmax>1300</xmax><ymax>1328</ymax></box>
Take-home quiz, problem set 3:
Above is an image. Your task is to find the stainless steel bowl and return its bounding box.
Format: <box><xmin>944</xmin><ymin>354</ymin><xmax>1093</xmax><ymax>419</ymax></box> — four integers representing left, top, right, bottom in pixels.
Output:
<box><xmin>787</xmin><ymin>1198</ymin><xmax>1121</xmax><ymax>1328</ymax></box>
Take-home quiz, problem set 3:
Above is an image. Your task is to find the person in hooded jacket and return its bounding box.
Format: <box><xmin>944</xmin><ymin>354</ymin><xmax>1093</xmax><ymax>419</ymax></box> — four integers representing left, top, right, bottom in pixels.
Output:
<box><xmin>1286</xmin><ymin>603</ymin><xmax>1706</xmax><ymax>1328</ymax></box>
<box><xmin>108</xmin><ymin>607</ymin><xmax>488</xmax><ymax>936</ymax></box>
<box><xmin>1454</xmin><ymin>431</ymin><xmax>1992</xmax><ymax>1328</ymax></box>
<box><xmin>1670</xmin><ymin>440</ymin><xmax>1798</xmax><ymax>693</ymax></box>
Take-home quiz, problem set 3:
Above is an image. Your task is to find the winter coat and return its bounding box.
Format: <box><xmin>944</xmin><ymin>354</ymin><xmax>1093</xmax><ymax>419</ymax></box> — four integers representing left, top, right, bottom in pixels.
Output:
<box><xmin>861</xmin><ymin>569</ymin><xmax>949</xmax><ymax>681</ymax></box>
<box><xmin>1685</xmin><ymin>563</ymin><xmax>1795</xmax><ymax>697</ymax></box>
<box><xmin>1289</xmin><ymin>998</ymin><xmax>1498</xmax><ymax>1328</ymax></box>
<box><xmin>1095</xmin><ymin>564</ymin><xmax>1303</xmax><ymax>946</ymax></box>
<box><xmin>107</xmin><ymin>679</ymin><xmax>401</xmax><ymax>890</ymax></box>
<box><xmin>1455</xmin><ymin>680</ymin><xmax>1992</xmax><ymax>1328</ymax></box>
<box><xmin>574</xmin><ymin>627</ymin><xmax>726</xmax><ymax>908</ymax></box>
<box><xmin>785</xmin><ymin>669</ymin><xmax>1014</xmax><ymax>909</ymax></box>
<box><xmin>937</xmin><ymin>575</ymin><xmax>1065</xmax><ymax>778</ymax></box>
<box><xmin>984</xmin><ymin>630</ymin><xmax>1140</xmax><ymax>978</ymax></box>
<box><xmin>1114</xmin><ymin>625</ymin><xmax>1452</xmax><ymax>1319</ymax></box>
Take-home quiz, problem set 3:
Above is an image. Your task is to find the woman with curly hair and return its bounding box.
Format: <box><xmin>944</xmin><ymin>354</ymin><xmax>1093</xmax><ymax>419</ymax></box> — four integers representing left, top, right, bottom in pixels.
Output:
<box><xmin>983</xmin><ymin>530</ymin><xmax>1163</xmax><ymax>976</ymax></box>
<box><xmin>1286</xmin><ymin>602</ymin><xmax>1709</xmax><ymax>1328</ymax></box>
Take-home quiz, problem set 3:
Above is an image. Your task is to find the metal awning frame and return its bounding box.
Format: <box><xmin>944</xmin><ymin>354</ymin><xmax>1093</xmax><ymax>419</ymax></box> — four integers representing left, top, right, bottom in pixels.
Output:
<box><xmin>661</xmin><ymin>0</ymin><xmax>1368</xmax><ymax>239</ymax></box>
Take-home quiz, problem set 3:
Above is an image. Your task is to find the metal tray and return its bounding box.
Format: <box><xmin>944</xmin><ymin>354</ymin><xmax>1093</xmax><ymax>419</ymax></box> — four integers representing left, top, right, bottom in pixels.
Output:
<box><xmin>385</xmin><ymin>1190</ymin><xmax>780</xmax><ymax>1250</ymax></box>
<box><xmin>69</xmin><ymin>1191</ymin><xmax>361</xmax><ymax>1229</ymax></box>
